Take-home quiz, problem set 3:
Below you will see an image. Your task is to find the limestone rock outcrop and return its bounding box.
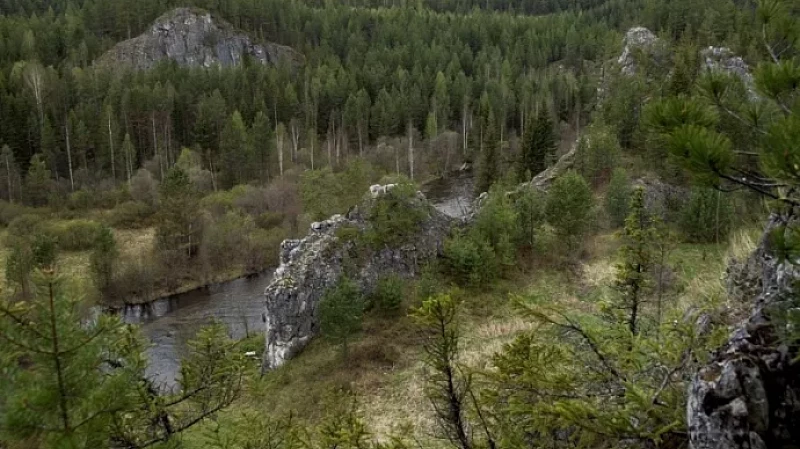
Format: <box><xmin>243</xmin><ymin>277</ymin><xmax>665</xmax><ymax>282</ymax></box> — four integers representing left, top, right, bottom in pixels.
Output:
<box><xmin>618</xmin><ymin>27</ymin><xmax>665</xmax><ymax>76</ymax></box>
<box><xmin>262</xmin><ymin>186</ymin><xmax>455</xmax><ymax>370</ymax></box>
<box><xmin>701</xmin><ymin>46</ymin><xmax>757</xmax><ymax>97</ymax></box>
<box><xmin>688</xmin><ymin>214</ymin><xmax>800</xmax><ymax>449</ymax></box>
<box><xmin>97</xmin><ymin>8</ymin><xmax>303</xmax><ymax>70</ymax></box>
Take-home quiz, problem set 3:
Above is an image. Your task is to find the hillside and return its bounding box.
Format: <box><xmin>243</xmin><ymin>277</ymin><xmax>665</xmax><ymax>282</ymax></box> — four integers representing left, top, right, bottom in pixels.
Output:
<box><xmin>96</xmin><ymin>8</ymin><xmax>304</xmax><ymax>70</ymax></box>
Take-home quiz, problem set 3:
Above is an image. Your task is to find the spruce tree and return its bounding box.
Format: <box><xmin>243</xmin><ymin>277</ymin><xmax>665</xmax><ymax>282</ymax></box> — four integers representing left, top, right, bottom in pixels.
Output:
<box><xmin>520</xmin><ymin>104</ymin><xmax>556</xmax><ymax>181</ymax></box>
<box><xmin>318</xmin><ymin>277</ymin><xmax>364</xmax><ymax>358</ymax></box>
<box><xmin>612</xmin><ymin>187</ymin><xmax>660</xmax><ymax>336</ymax></box>
<box><xmin>475</xmin><ymin>109</ymin><xmax>500</xmax><ymax>195</ymax></box>
<box><xmin>605</xmin><ymin>168</ymin><xmax>632</xmax><ymax>228</ymax></box>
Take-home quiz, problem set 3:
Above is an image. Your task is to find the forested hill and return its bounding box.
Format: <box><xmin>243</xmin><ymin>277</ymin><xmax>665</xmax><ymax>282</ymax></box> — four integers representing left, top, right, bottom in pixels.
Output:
<box><xmin>0</xmin><ymin>0</ymin><xmax>763</xmax><ymax>195</ymax></box>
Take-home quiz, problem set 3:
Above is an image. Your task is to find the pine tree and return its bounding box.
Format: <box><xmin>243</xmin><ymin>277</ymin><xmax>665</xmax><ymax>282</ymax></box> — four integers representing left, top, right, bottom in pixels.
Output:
<box><xmin>520</xmin><ymin>104</ymin><xmax>556</xmax><ymax>181</ymax></box>
<box><xmin>0</xmin><ymin>273</ymin><xmax>245</xmax><ymax>448</ymax></box>
<box><xmin>612</xmin><ymin>187</ymin><xmax>660</xmax><ymax>336</ymax></box>
<box><xmin>156</xmin><ymin>167</ymin><xmax>203</xmax><ymax>265</ymax></box>
<box><xmin>475</xmin><ymin>109</ymin><xmax>500</xmax><ymax>195</ymax></box>
<box><xmin>90</xmin><ymin>225</ymin><xmax>118</xmax><ymax>292</ymax></box>
<box><xmin>605</xmin><ymin>168</ymin><xmax>632</xmax><ymax>228</ymax></box>
<box><xmin>24</xmin><ymin>153</ymin><xmax>51</xmax><ymax>206</ymax></box>
<box><xmin>318</xmin><ymin>277</ymin><xmax>364</xmax><ymax>358</ymax></box>
<box><xmin>545</xmin><ymin>170</ymin><xmax>593</xmax><ymax>248</ymax></box>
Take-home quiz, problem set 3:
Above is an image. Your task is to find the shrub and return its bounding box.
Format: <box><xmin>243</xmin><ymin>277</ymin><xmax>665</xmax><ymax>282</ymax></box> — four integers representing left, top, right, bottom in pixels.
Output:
<box><xmin>107</xmin><ymin>255</ymin><xmax>157</xmax><ymax>301</ymax></box>
<box><xmin>201</xmin><ymin>212</ymin><xmax>255</xmax><ymax>272</ymax></box>
<box><xmin>371</xmin><ymin>274</ymin><xmax>405</xmax><ymax>316</ymax></box>
<box><xmin>473</xmin><ymin>189</ymin><xmax>520</xmax><ymax>266</ymax></box>
<box><xmin>234</xmin><ymin>185</ymin><xmax>270</xmax><ymax>216</ymax></box>
<box><xmin>254</xmin><ymin>212</ymin><xmax>284</xmax><ymax>230</ymax></box>
<box><xmin>90</xmin><ymin>226</ymin><xmax>118</xmax><ymax>291</ymax></box>
<box><xmin>319</xmin><ymin>277</ymin><xmax>364</xmax><ymax>357</ymax></box>
<box><xmin>515</xmin><ymin>188</ymin><xmax>547</xmax><ymax>250</ymax></box>
<box><xmin>243</xmin><ymin>228</ymin><xmax>287</xmax><ymax>272</ymax></box>
<box><xmin>679</xmin><ymin>188</ymin><xmax>734</xmax><ymax>243</ymax></box>
<box><xmin>67</xmin><ymin>190</ymin><xmax>94</xmax><ymax>211</ymax></box>
<box><xmin>45</xmin><ymin>219</ymin><xmax>105</xmax><ymax>251</ymax></box>
<box><xmin>364</xmin><ymin>183</ymin><xmax>429</xmax><ymax>248</ymax></box>
<box><xmin>106</xmin><ymin>201</ymin><xmax>154</xmax><ymax>229</ymax></box>
<box><xmin>129</xmin><ymin>169</ymin><xmax>159</xmax><ymax>207</ymax></box>
<box><xmin>605</xmin><ymin>168</ymin><xmax>632</xmax><ymax>228</ymax></box>
<box><xmin>545</xmin><ymin>171</ymin><xmax>594</xmax><ymax>247</ymax></box>
<box><xmin>0</xmin><ymin>201</ymin><xmax>41</xmax><ymax>226</ymax></box>
<box><xmin>7</xmin><ymin>214</ymin><xmax>45</xmax><ymax>239</ymax></box>
<box><xmin>575</xmin><ymin>124</ymin><xmax>621</xmax><ymax>186</ymax></box>
<box><xmin>444</xmin><ymin>232</ymin><xmax>498</xmax><ymax>287</ymax></box>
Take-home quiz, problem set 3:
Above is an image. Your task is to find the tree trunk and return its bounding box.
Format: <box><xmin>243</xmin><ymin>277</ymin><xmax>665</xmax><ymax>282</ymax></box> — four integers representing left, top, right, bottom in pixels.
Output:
<box><xmin>65</xmin><ymin>118</ymin><xmax>74</xmax><ymax>192</ymax></box>
<box><xmin>152</xmin><ymin>112</ymin><xmax>163</xmax><ymax>180</ymax></box>
<box><xmin>408</xmin><ymin>120</ymin><xmax>415</xmax><ymax>180</ymax></box>
<box><xmin>277</xmin><ymin>131</ymin><xmax>284</xmax><ymax>177</ymax></box>
<box><xmin>5</xmin><ymin>154</ymin><xmax>12</xmax><ymax>203</ymax></box>
<box><xmin>108</xmin><ymin>110</ymin><xmax>116</xmax><ymax>183</ymax></box>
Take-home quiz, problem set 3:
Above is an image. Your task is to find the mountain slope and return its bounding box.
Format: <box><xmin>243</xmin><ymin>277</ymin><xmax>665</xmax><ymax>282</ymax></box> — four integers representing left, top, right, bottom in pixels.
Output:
<box><xmin>96</xmin><ymin>7</ymin><xmax>303</xmax><ymax>70</ymax></box>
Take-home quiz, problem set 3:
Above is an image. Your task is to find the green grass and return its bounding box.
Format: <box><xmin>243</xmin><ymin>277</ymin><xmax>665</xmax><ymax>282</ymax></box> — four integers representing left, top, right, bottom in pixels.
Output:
<box><xmin>178</xmin><ymin>226</ymin><xmax>746</xmax><ymax>447</ymax></box>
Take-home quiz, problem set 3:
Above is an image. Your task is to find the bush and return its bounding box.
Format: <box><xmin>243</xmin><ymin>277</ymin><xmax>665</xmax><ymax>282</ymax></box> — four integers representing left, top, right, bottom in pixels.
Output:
<box><xmin>0</xmin><ymin>201</ymin><xmax>41</xmax><ymax>226</ymax></box>
<box><xmin>473</xmin><ymin>189</ymin><xmax>519</xmax><ymax>266</ymax></box>
<box><xmin>107</xmin><ymin>255</ymin><xmax>158</xmax><ymax>301</ymax></box>
<box><xmin>106</xmin><ymin>201</ymin><xmax>154</xmax><ymax>229</ymax></box>
<box><xmin>234</xmin><ymin>185</ymin><xmax>270</xmax><ymax>216</ymax></box>
<box><xmin>201</xmin><ymin>211</ymin><xmax>255</xmax><ymax>271</ymax></box>
<box><xmin>545</xmin><ymin>171</ymin><xmax>594</xmax><ymax>247</ymax></box>
<box><xmin>371</xmin><ymin>275</ymin><xmax>405</xmax><ymax>316</ymax></box>
<box><xmin>319</xmin><ymin>277</ymin><xmax>365</xmax><ymax>357</ymax></box>
<box><xmin>200</xmin><ymin>185</ymin><xmax>250</xmax><ymax>218</ymax></box>
<box><xmin>515</xmin><ymin>188</ymin><xmax>547</xmax><ymax>249</ymax></box>
<box><xmin>605</xmin><ymin>168</ymin><xmax>632</xmax><ymax>228</ymax></box>
<box><xmin>44</xmin><ymin>219</ymin><xmax>105</xmax><ymax>251</ymax></box>
<box><xmin>89</xmin><ymin>226</ymin><xmax>118</xmax><ymax>291</ymax></box>
<box><xmin>254</xmin><ymin>212</ymin><xmax>284</xmax><ymax>230</ymax></box>
<box><xmin>575</xmin><ymin>124</ymin><xmax>621</xmax><ymax>186</ymax></box>
<box><xmin>679</xmin><ymin>188</ymin><xmax>734</xmax><ymax>243</ymax></box>
<box><xmin>243</xmin><ymin>228</ymin><xmax>287</xmax><ymax>272</ymax></box>
<box><xmin>129</xmin><ymin>169</ymin><xmax>159</xmax><ymax>207</ymax></box>
<box><xmin>7</xmin><ymin>214</ymin><xmax>45</xmax><ymax>239</ymax></box>
<box><xmin>444</xmin><ymin>232</ymin><xmax>498</xmax><ymax>287</ymax></box>
<box><xmin>67</xmin><ymin>190</ymin><xmax>94</xmax><ymax>211</ymax></box>
<box><xmin>364</xmin><ymin>183</ymin><xmax>429</xmax><ymax>248</ymax></box>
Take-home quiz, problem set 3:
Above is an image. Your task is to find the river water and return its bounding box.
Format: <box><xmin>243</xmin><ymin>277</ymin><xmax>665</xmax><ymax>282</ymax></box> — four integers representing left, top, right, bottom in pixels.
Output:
<box><xmin>131</xmin><ymin>174</ymin><xmax>473</xmax><ymax>387</ymax></box>
<box><xmin>123</xmin><ymin>274</ymin><xmax>273</xmax><ymax>388</ymax></box>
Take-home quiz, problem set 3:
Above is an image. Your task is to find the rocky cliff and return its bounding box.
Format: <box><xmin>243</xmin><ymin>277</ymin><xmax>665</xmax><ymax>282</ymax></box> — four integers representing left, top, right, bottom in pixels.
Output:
<box><xmin>262</xmin><ymin>186</ymin><xmax>455</xmax><ymax>370</ymax></box>
<box><xmin>617</xmin><ymin>27</ymin><xmax>754</xmax><ymax>89</ymax></box>
<box><xmin>687</xmin><ymin>214</ymin><xmax>800</xmax><ymax>449</ymax></box>
<box><xmin>97</xmin><ymin>8</ymin><xmax>303</xmax><ymax>70</ymax></box>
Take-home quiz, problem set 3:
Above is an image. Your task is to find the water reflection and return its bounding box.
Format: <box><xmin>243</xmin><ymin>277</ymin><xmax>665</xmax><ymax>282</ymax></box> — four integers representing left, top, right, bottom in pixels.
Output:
<box><xmin>121</xmin><ymin>274</ymin><xmax>272</xmax><ymax>388</ymax></box>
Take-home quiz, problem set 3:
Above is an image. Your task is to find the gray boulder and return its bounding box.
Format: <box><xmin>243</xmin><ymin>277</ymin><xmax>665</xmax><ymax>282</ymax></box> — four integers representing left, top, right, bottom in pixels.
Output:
<box><xmin>262</xmin><ymin>186</ymin><xmax>455</xmax><ymax>370</ymax></box>
<box><xmin>688</xmin><ymin>214</ymin><xmax>800</xmax><ymax>449</ymax></box>
<box><xmin>97</xmin><ymin>8</ymin><xmax>303</xmax><ymax>70</ymax></box>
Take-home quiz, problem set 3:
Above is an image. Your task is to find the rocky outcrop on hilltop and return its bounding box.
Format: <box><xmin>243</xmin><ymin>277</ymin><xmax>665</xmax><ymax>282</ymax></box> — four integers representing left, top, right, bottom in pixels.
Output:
<box><xmin>618</xmin><ymin>27</ymin><xmax>667</xmax><ymax>76</ymax></box>
<box><xmin>262</xmin><ymin>186</ymin><xmax>455</xmax><ymax>370</ymax></box>
<box><xmin>687</xmin><ymin>214</ymin><xmax>800</xmax><ymax>449</ymax></box>
<box><xmin>701</xmin><ymin>46</ymin><xmax>757</xmax><ymax>98</ymax></box>
<box><xmin>97</xmin><ymin>8</ymin><xmax>303</xmax><ymax>70</ymax></box>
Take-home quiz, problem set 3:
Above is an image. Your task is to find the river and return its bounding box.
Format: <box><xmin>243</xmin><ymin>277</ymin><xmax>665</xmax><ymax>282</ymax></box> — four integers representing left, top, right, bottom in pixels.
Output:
<box><xmin>131</xmin><ymin>174</ymin><xmax>473</xmax><ymax>388</ymax></box>
<box><xmin>123</xmin><ymin>274</ymin><xmax>273</xmax><ymax>388</ymax></box>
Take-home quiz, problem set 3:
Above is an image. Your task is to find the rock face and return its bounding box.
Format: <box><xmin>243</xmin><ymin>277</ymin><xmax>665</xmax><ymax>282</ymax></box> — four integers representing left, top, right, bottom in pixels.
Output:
<box><xmin>701</xmin><ymin>46</ymin><xmax>754</xmax><ymax>88</ymax></box>
<box><xmin>618</xmin><ymin>27</ymin><xmax>663</xmax><ymax>76</ymax></box>
<box><xmin>687</xmin><ymin>214</ymin><xmax>800</xmax><ymax>449</ymax></box>
<box><xmin>262</xmin><ymin>186</ymin><xmax>455</xmax><ymax>370</ymax></box>
<box><xmin>97</xmin><ymin>8</ymin><xmax>303</xmax><ymax>70</ymax></box>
